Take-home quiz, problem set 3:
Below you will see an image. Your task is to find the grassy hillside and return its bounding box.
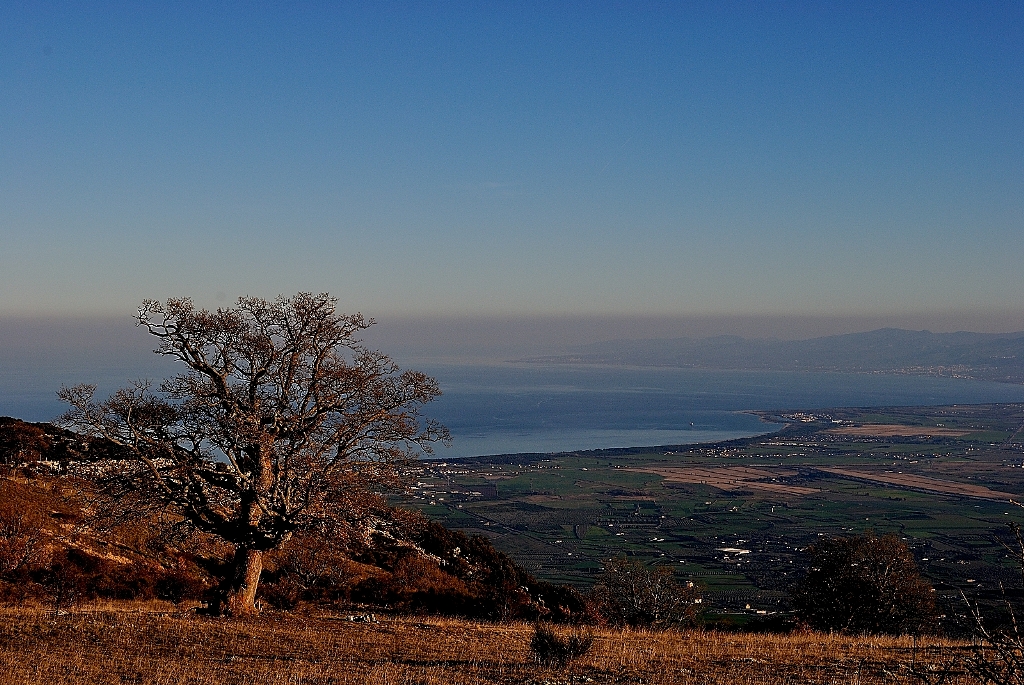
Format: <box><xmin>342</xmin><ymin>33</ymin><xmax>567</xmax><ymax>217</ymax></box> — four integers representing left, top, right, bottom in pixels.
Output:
<box><xmin>0</xmin><ymin>605</ymin><xmax>973</xmax><ymax>684</ymax></box>
<box><xmin>0</xmin><ymin>424</ymin><xmax>587</xmax><ymax>623</ymax></box>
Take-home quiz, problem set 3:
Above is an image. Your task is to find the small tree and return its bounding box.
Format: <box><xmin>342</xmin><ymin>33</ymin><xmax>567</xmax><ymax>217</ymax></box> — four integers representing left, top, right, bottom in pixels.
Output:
<box><xmin>58</xmin><ymin>293</ymin><xmax>447</xmax><ymax>615</ymax></box>
<box><xmin>792</xmin><ymin>532</ymin><xmax>937</xmax><ymax>635</ymax></box>
<box><xmin>592</xmin><ymin>556</ymin><xmax>701</xmax><ymax>629</ymax></box>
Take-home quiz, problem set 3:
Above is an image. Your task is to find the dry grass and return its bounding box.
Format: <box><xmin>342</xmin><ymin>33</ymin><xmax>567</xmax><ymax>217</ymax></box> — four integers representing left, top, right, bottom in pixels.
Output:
<box><xmin>0</xmin><ymin>604</ymin><xmax>977</xmax><ymax>684</ymax></box>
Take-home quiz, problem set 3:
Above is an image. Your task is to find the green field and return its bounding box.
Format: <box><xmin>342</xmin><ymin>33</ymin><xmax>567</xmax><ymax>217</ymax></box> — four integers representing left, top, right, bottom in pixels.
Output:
<box><xmin>399</xmin><ymin>403</ymin><xmax>1024</xmax><ymax>613</ymax></box>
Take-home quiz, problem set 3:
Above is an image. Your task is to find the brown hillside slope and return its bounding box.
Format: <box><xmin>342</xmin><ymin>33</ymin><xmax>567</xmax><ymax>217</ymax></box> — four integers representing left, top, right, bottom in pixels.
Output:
<box><xmin>0</xmin><ymin>606</ymin><xmax>972</xmax><ymax>685</ymax></box>
<box><xmin>0</xmin><ymin>461</ymin><xmax>587</xmax><ymax>622</ymax></box>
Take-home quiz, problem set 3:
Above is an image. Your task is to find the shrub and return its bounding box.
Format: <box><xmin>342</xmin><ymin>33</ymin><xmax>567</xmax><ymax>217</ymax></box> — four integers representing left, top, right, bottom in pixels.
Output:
<box><xmin>154</xmin><ymin>567</ymin><xmax>209</xmax><ymax>604</ymax></box>
<box><xmin>349</xmin><ymin>555</ymin><xmax>477</xmax><ymax>616</ymax></box>
<box><xmin>532</xmin><ymin>580</ymin><xmax>592</xmax><ymax>624</ymax></box>
<box><xmin>258</xmin><ymin>532</ymin><xmax>355</xmax><ymax>608</ymax></box>
<box><xmin>35</xmin><ymin>551</ymin><xmax>88</xmax><ymax>612</ymax></box>
<box><xmin>530</xmin><ymin>623</ymin><xmax>593</xmax><ymax>667</ymax></box>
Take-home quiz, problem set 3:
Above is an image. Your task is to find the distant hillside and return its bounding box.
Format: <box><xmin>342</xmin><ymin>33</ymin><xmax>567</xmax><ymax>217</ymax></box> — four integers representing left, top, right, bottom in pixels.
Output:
<box><xmin>519</xmin><ymin>328</ymin><xmax>1024</xmax><ymax>384</ymax></box>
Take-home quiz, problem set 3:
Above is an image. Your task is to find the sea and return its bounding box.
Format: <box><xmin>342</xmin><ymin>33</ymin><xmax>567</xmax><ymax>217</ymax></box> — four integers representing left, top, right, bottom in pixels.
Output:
<box><xmin>5</xmin><ymin>359</ymin><xmax>1024</xmax><ymax>459</ymax></box>
<box><xmin>420</xmin><ymin>364</ymin><xmax>1024</xmax><ymax>458</ymax></box>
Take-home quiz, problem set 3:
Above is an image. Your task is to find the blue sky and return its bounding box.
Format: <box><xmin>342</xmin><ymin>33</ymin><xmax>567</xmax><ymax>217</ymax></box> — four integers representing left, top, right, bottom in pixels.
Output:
<box><xmin>2</xmin><ymin>2</ymin><xmax>1022</xmax><ymax>322</ymax></box>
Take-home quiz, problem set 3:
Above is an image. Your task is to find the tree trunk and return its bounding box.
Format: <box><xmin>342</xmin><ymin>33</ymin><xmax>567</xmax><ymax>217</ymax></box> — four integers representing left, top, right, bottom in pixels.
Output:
<box><xmin>224</xmin><ymin>547</ymin><xmax>263</xmax><ymax>616</ymax></box>
<box><xmin>223</xmin><ymin>470</ymin><xmax>268</xmax><ymax>617</ymax></box>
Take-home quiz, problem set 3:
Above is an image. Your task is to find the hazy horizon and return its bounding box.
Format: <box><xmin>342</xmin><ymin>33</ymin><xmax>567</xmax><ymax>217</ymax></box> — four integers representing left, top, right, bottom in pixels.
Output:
<box><xmin>3</xmin><ymin>310</ymin><xmax>1024</xmax><ymax>369</ymax></box>
<box><xmin>7</xmin><ymin>309</ymin><xmax>1024</xmax><ymax>447</ymax></box>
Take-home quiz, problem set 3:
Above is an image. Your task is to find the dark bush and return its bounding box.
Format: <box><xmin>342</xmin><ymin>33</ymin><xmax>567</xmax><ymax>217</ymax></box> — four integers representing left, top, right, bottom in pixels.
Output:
<box><xmin>530</xmin><ymin>623</ymin><xmax>593</xmax><ymax>667</ymax></box>
<box><xmin>257</xmin><ymin>574</ymin><xmax>304</xmax><ymax>610</ymax></box>
<box><xmin>349</xmin><ymin>555</ymin><xmax>476</xmax><ymax>616</ymax></box>
<box><xmin>30</xmin><ymin>548</ymin><xmax>197</xmax><ymax>605</ymax></box>
<box><xmin>35</xmin><ymin>550</ymin><xmax>88</xmax><ymax>611</ymax></box>
<box><xmin>532</xmin><ymin>580</ymin><xmax>592</xmax><ymax>624</ymax></box>
<box><xmin>257</xmin><ymin>532</ymin><xmax>354</xmax><ymax>608</ymax></box>
<box><xmin>154</xmin><ymin>567</ymin><xmax>209</xmax><ymax>604</ymax></box>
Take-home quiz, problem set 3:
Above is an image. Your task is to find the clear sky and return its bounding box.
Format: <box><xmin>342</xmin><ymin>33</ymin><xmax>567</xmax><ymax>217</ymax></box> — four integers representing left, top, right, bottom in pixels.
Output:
<box><xmin>2</xmin><ymin>2</ymin><xmax>1022</xmax><ymax>323</ymax></box>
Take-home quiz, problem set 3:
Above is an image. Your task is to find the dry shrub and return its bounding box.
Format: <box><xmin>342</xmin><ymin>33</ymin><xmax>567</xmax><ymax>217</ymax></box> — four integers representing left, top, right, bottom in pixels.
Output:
<box><xmin>0</xmin><ymin>479</ymin><xmax>56</xmax><ymax>604</ymax></box>
<box><xmin>0</xmin><ymin>483</ymin><xmax>49</xmax><ymax>576</ymax></box>
<box><xmin>529</xmin><ymin>622</ymin><xmax>593</xmax><ymax>667</ymax></box>
<box><xmin>258</xmin><ymin>532</ymin><xmax>358</xmax><ymax>609</ymax></box>
<box><xmin>351</xmin><ymin>556</ymin><xmax>476</xmax><ymax>616</ymax></box>
<box><xmin>390</xmin><ymin>555</ymin><xmax>475</xmax><ymax>611</ymax></box>
<box><xmin>33</xmin><ymin>549</ymin><xmax>156</xmax><ymax>608</ymax></box>
<box><xmin>153</xmin><ymin>566</ymin><xmax>210</xmax><ymax>605</ymax></box>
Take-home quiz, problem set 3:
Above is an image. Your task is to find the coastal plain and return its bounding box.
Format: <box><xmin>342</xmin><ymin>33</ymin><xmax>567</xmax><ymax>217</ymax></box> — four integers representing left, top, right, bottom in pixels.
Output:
<box><xmin>402</xmin><ymin>403</ymin><xmax>1024</xmax><ymax>618</ymax></box>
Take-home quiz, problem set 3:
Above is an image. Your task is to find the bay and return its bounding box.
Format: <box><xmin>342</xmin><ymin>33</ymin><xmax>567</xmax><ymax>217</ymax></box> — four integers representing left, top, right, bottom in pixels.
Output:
<box><xmin>422</xmin><ymin>364</ymin><xmax>1024</xmax><ymax>458</ymax></box>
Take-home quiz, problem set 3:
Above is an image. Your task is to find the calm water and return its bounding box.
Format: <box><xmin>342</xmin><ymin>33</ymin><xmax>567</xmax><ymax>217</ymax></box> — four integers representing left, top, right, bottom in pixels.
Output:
<box><xmin>6</xmin><ymin>359</ymin><xmax>1024</xmax><ymax>459</ymax></box>
<box><xmin>421</xmin><ymin>364</ymin><xmax>1024</xmax><ymax>458</ymax></box>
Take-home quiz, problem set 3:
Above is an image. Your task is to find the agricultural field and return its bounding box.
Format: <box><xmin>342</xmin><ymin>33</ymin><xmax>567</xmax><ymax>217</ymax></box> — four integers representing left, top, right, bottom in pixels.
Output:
<box><xmin>400</xmin><ymin>403</ymin><xmax>1024</xmax><ymax>619</ymax></box>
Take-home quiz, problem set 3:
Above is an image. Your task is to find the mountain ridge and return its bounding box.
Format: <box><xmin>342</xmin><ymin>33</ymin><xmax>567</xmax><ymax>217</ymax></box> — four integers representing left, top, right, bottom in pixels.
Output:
<box><xmin>516</xmin><ymin>328</ymin><xmax>1024</xmax><ymax>384</ymax></box>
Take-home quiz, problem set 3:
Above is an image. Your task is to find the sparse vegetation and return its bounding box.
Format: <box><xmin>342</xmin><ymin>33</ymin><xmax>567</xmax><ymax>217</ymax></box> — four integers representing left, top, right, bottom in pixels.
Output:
<box><xmin>0</xmin><ymin>465</ymin><xmax>586</xmax><ymax>623</ymax></box>
<box><xmin>0</xmin><ymin>605</ymin><xmax>982</xmax><ymax>684</ymax></box>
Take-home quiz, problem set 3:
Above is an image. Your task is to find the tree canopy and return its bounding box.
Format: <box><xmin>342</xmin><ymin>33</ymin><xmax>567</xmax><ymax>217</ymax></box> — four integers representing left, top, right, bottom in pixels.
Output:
<box><xmin>791</xmin><ymin>532</ymin><xmax>937</xmax><ymax>635</ymax></box>
<box><xmin>58</xmin><ymin>293</ymin><xmax>447</xmax><ymax>614</ymax></box>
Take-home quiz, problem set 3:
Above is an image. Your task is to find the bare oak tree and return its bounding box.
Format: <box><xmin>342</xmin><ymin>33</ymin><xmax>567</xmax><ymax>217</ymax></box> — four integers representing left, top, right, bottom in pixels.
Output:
<box><xmin>58</xmin><ymin>293</ymin><xmax>447</xmax><ymax>615</ymax></box>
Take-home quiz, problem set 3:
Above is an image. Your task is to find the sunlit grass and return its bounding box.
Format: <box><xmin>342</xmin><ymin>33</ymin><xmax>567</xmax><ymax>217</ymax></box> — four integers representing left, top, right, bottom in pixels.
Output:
<box><xmin>0</xmin><ymin>603</ymin><xmax>975</xmax><ymax>684</ymax></box>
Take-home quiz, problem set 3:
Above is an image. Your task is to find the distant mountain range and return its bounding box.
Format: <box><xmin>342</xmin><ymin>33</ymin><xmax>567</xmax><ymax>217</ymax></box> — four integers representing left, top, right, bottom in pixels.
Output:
<box><xmin>518</xmin><ymin>328</ymin><xmax>1024</xmax><ymax>384</ymax></box>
